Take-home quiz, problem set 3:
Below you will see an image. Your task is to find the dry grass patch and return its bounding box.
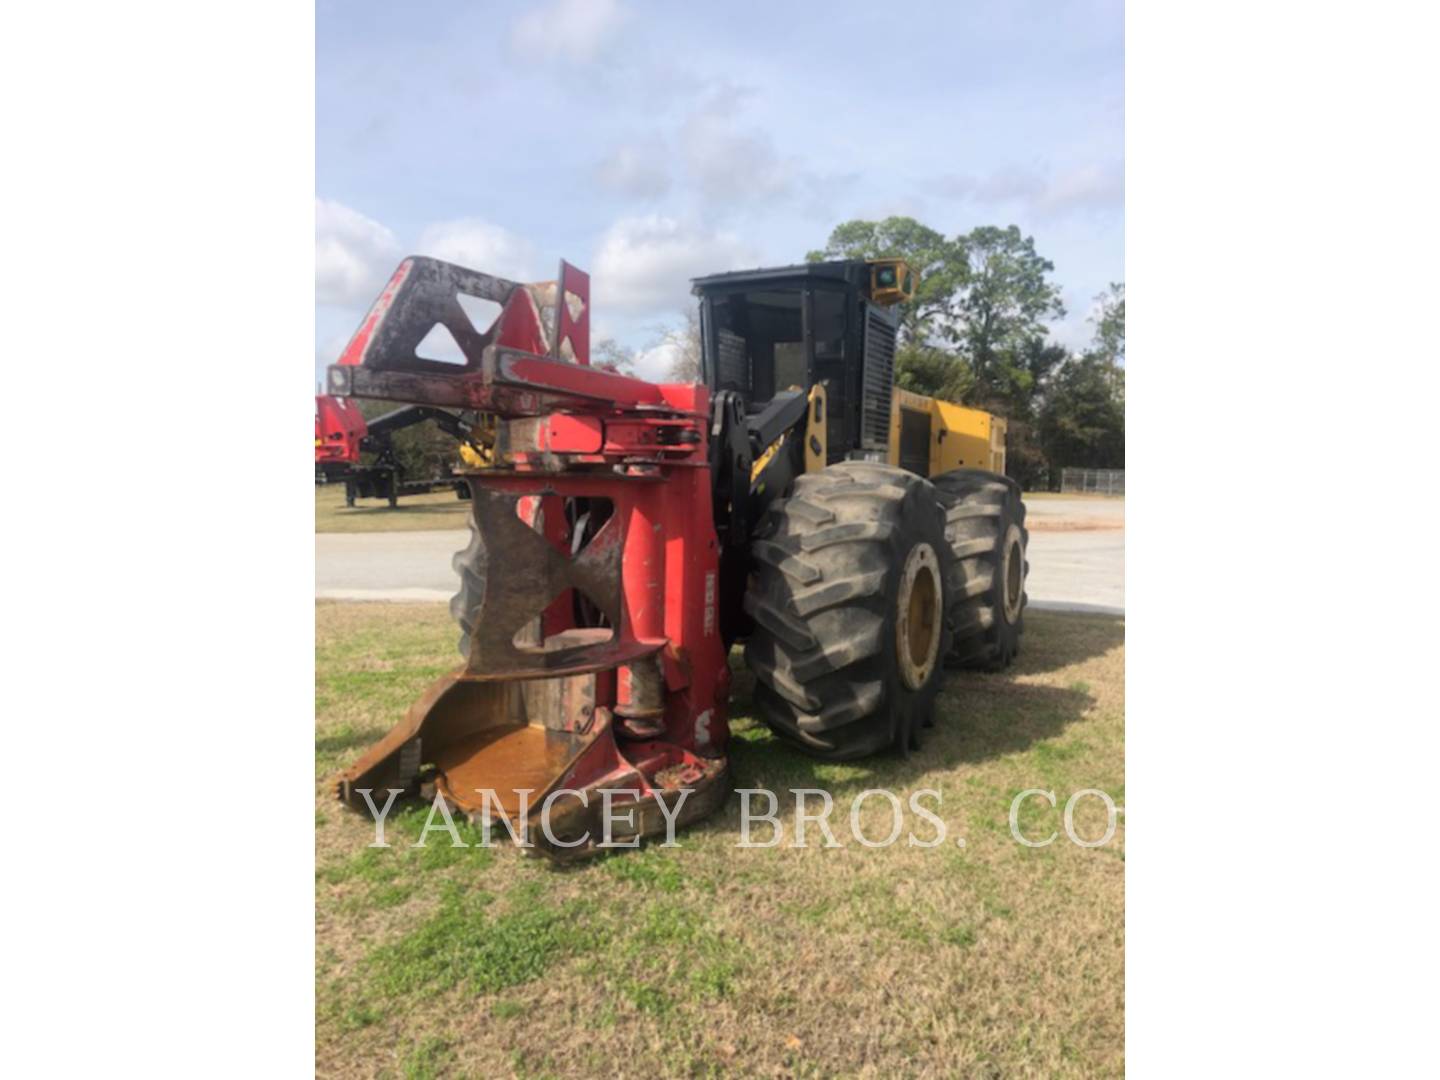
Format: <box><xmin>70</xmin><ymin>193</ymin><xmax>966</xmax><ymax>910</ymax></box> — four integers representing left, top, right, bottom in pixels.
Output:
<box><xmin>315</xmin><ymin>602</ymin><xmax>1124</xmax><ymax>1078</ymax></box>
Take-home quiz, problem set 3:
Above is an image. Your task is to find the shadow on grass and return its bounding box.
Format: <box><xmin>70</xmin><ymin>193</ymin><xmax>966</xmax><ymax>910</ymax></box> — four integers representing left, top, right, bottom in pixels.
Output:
<box><xmin>718</xmin><ymin>682</ymin><xmax>1096</xmax><ymax>805</ymax></box>
<box><xmin>316</xmin><ymin>612</ymin><xmax>1121</xmax><ymax>858</ymax></box>
<box><xmin>331</xmin><ymin>503</ymin><xmax>469</xmax><ymax>518</ymax></box>
<box><xmin>1004</xmin><ymin>609</ymin><xmax>1124</xmax><ymax>675</ymax></box>
<box><xmin>709</xmin><ymin>611</ymin><xmax>1123</xmax><ymax>804</ymax></box>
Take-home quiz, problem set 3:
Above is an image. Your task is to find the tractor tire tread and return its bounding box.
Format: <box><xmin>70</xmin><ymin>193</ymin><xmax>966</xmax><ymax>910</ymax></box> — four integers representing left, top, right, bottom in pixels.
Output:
<box><xmin>931</xmin><ymin>469</ymin><xmax>1028</xmax><ymax>671</ymax></box>
<box><xmin>743</xmin><ymin>461</ymin><xmax>954</xmax><ymax>759</ymax></box>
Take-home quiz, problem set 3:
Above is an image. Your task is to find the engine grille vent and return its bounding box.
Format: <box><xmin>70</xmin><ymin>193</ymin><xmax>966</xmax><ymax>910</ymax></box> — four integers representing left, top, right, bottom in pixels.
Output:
<box><xmin>860</xmin><ymin>307</ymin><xmax>896</xmax><ymax>450</ymax></box>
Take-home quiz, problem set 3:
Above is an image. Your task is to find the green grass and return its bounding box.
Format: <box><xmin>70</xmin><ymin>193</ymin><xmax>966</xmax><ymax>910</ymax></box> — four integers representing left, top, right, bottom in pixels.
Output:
<box><xmin>364</xmin><ymin>883</ymin><xmax>600</xmax><ymax>999</ymax></box>
<box><xmin>600</xmin><ymin>847</ymin><xmax>688</xmax><ymax>892</ymax></box>
<box><xmin>315</xmin><ymin>484</ymin><xmax>472</xmax><ymax>533</ymax></box>
<box><xmin>315</xmin><ymin>485</ymin><xmax>1121</xmax><ymax>535</ymax></box>
<box><xmin>400</xmin><ymin>1036</ymin><xmax>455</xmax><ymax>1080</ymax></box>
<box><xmin>315</xmin><ymin>602</ymin><xmax>1125</xmax><ymax>1077</ymax></box>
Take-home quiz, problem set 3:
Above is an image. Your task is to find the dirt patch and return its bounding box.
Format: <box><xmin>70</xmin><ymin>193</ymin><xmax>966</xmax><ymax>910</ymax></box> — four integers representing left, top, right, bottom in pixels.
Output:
<box><xmin>1027</xmin><ymin>518</ymin><xmax>1126</xmax><ymax>533</ymax></box>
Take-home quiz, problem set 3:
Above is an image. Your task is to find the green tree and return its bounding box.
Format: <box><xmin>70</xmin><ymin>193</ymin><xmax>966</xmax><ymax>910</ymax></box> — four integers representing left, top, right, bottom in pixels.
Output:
<box><xmin>1088</xmin><ymin>282</ymin><xmax>1124</xmax><ymax>404</ymax></box>
<box><xmin>971</xmin><ymin>336</ymin><xmax>1067</xmax><ymax>416</ymax></box>
<box><xmin>949</xmin><ymin>225</ymin><xmax>1066</xmax><ymax>394</ymax></box>
<box><xmin>1037</xmin><ymin>353</ymin><xmax>1125</xmax><ymax>470</ymax></box>
<box><xmin>1089</xmin><ymin>282</ymin><xmax>1125</xmax><ymax>368</ymax></box>
<box><xmin>807</xmin><ymin>216</ymin><xmax>966</xmax><ymax>343</ymax></box>
<box><xmin>894</xmin><ymin>342</ymin><xmax>974</xmax><ymax>401</ymax></box>
<box><xmin>356</xmin><ymin>400</ymin><xmax>458</xmax><ymax>481</ymax></box>
<box><xmin>806</xmin><ymin>217</ymin><xmax>1089</xmax><ymax>489</ymax></box>
<box><xmin>970</xmin><ymin>337</ymin><xmax>1069</xmax><ymax>490</ymax></box>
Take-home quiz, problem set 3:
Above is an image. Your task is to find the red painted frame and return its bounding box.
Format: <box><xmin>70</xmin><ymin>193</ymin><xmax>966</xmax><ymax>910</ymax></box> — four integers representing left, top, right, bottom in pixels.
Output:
<box><xmin>330</xmin><ymin>258</ymin><xmax>732</xmax><ymax>846</ymax></box>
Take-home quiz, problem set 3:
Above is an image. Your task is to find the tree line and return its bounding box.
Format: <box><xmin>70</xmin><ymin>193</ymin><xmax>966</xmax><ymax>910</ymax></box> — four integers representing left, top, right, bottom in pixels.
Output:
<box><xmin>806</xmin><ymin>217</ymin><xmax>1124</xmax><ymax>489</ymax></box>
<box><xmin>620</xmin><ymin>216</ymin><xmax>1124</xmax><ymax>489</ymax></box>
<box><xmin>360</xmin><ymin>217</ymin><xmax>1123</xmax><ymax>491</ymax></box>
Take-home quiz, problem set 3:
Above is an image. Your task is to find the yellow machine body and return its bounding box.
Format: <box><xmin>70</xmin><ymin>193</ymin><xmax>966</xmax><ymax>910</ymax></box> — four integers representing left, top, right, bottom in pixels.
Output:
<box><xmin>888</xmin><ymin>388</ymin><xmax>1007</xmax><ymax>477</ymax></box>
<box><xmin>867</xmin><ymin>258</ymin><xmax>918</xmax><ymax>306</ymax></box>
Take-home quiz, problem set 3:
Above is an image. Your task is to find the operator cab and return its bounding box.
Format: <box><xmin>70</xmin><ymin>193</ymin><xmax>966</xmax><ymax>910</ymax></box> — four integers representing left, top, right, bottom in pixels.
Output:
<box><xmin>691</xmin><ymin>260</ymin><xmax>914</xmax><ymax>463</ymax></box>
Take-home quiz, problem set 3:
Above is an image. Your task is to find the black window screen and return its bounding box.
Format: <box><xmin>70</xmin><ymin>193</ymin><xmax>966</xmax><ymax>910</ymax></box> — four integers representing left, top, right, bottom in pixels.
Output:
<box><xmin>810</xmin><ymin>288</ymin><xmax>851</xmax><ymax>461</ymax></box>
<box><xmin>707</xmin><ymin>291</ymin><xmax>804</xmax><ymax>410</ymax></box>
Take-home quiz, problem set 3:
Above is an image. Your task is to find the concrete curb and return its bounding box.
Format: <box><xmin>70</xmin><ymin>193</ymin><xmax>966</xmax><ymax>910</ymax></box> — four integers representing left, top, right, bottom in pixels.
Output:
<box><xmin>316</xmin><ymin>587</ymin><xmax>453</xmax><ymax>602</ymax></box>
<box><xmin>1027</xmin><ymin>600</ymin><xmax>1125</xmax><ymax>617</ymax></box>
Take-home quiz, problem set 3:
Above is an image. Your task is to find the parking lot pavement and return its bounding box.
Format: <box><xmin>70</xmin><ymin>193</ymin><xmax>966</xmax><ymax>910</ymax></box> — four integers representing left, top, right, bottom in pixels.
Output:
<box><xmin>316</xmin><ymin>496</ymin><xmax>1124</xmax><ymax>613</ymax></box>
<box><xmin>1024</xmin><ymin>529</ymin><xmax>1124</xmax><ymax>614</ymax></box>
<box><xmin>1023</xmin><ymin>496</ymin><xmax>1124</xmax><ymax>614</ymax></box>
<box><xmin>316</xmin><ymin>529</ymin><xmax>465</xmax><ymax>602</ymax></box>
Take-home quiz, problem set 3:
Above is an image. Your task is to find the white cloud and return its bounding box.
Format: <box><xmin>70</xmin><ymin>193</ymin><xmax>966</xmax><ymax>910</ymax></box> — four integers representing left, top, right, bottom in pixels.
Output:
<box><xmin>1032</xmin><ymin>162</ymin><xmax>1124</xmax><ymax>216</ymax></box>
<box><xmin>315</xmin><ymin>198</ymin><xmax>399</xmax><ymax>307</ymax></box>
<box><xmin>416</xmin><ymin>218</ymin><xmax>539</xmax><ymax>281</ymax></box>
<box><xmin>680</xmin><ymin>89</ymin><xmax>795</xmax><ymax>205</ymax></box>
<box><xmin>1048</xmin><ymin>288</ymin><xmax>1098</xmax><ymax>351</ymax></box>
<box><xmin>931</xmin><ymin>161</ymin><xmax>1124</xmax><ymax>218</ymax></box>
<box><xmin>314</xmin><ymin>327</ymin><xmax>354</xmax><ymax>374</ymax></box>
<box><xmin>594</xmin><ymin>140</ymin><xmax>671</xmax><ymax>200</ymax></box>
<box><xmin>510</xmin><ymin>0</ymin><xmax>630</xmax><ymax>63</ymax></box>
<box><xmin>633</xmin><ymin>338</ymin><xmax>682</xmax><ymax>382</ymax></box>
<box><xmin>591</xmin><ymin>214</ymin><xmax>759</xmax><ymax>316</ymax></box>
<box><xmin>669</xmin><ymin>85</ymin><xmax>852</xmax><ymax>215</ymax></box>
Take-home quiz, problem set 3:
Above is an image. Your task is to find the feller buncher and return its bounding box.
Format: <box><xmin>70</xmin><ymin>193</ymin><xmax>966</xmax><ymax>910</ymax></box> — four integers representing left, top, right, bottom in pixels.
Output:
<box><xmin>328</xmin><ymin>255</ymin><xmax>1027</xmax><ymax>855</ymax></box>
<box><xmin>314</xmin><ymin>394</ymin><xmax>478</xmax><ymax>506</ymax></box>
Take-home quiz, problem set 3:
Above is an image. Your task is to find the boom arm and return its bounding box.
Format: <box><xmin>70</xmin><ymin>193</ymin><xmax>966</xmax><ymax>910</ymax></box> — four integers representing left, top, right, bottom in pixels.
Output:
<box><xmin>359</xmin><ymin>403</ymin><xmax>476</xmax><ymax>453</ymax></box>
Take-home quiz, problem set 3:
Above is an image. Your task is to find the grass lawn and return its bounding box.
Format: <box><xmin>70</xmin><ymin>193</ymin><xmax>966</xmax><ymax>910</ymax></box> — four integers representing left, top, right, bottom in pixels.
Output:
<box><xmin>315</xmin><ymin>485</ymin><xmax>1123</xmax><ymax>533</ymax></box>
<box><xmin>316</xmin><ymin>485</ymin><xmax>472</xmax><ymax>534</ymax></box>
<box><xmin>316</xmin><ymin>602</ymin><xmax>1125</xmax><ymax>1078</ymax></box>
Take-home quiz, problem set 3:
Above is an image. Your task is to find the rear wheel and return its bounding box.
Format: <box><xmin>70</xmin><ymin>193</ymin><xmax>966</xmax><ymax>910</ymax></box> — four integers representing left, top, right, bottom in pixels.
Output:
<box><xmin>743</xmin><ymin>462</ymin><xmax>953</xmax><ymax>759</ymax></box>
<box><xmin>931</xmin><ymin>469</ymin><xmax>1028</xmax><ymax>670</ymax></box>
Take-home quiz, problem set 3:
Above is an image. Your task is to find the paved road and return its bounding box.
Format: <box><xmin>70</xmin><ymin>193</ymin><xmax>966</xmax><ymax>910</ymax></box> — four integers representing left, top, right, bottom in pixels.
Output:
<box><xmin>316</xmin><ymin>530</ymin><xmax>468</xmax><ymax>602</ymax></box>
<box><xmin>317</xmin><ymin>496</ymin><xmax>1124</xmax><ymax>614</ymax></box>
<box><xmin>1021</xmin><ymin>497</ymin><xmax>1125</xmax><ymax>614</ymax></box>
<box><xmin>1023</xmin><ymin>530</ymin><xmax>1124</xmax><ymax>614</ymax></box>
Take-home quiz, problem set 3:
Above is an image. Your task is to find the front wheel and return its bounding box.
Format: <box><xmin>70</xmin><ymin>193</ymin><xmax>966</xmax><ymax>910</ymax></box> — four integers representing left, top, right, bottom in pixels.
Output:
<box><xmin>743</xmin><ymin>462</ymin><xmax>954</xmax><ymax>759</ymax></box>
<box><xmin>931</xmin><ymin>469</ymin><xmax>1028</xmax><ymax>670</ymax></box>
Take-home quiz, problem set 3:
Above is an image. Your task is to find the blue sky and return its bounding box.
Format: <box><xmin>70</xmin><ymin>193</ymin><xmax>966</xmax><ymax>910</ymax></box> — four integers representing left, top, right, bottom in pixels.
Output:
<box><xmin>316</xmin><ymin>0</ymin><xmax>1123</xmax><ymax>382</ymax></box>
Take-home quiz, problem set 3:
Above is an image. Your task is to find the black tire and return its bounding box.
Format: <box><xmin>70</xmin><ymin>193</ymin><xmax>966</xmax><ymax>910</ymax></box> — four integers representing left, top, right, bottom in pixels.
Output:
<box><xmin>451</xmin><ymin>485</ymin><xmax>487</xmax><ymax>658</ymax></box>
<box><xmin>930</xmin><ymin>468</ymin><xmax>1028</xmax><ymax>670</ymax></box>
<box><xmin>743</xmin><ymin>461</ymin><xmax>954</xmax><ymax>759</ymax></box>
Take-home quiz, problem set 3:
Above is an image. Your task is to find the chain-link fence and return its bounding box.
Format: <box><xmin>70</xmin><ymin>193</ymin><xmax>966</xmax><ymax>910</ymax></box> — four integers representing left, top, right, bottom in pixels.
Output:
<box><xmin>1060</xmin><ymin>467</ymin><xmax>1125</xmax><ymax>495</ymax></box>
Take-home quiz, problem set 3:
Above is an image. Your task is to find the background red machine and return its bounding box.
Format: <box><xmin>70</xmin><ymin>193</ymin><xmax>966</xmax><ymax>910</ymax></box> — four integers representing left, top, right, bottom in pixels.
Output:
<box><xmin>315</xmin><ymin>391</ymin><xmax>475</xmax><ymax>507</ymax></box>
<box><xmin>314</xmin><ymin>394</ymin><xmax>367</xmax><ymax>468</ymax></box>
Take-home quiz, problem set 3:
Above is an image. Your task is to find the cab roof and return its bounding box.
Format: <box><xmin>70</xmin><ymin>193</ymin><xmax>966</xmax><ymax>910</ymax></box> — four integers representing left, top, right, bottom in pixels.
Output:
<box><xmin>690</xmin><ymin>260</ymin><xmax>869</xmax><ymax>294</ymax></box>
